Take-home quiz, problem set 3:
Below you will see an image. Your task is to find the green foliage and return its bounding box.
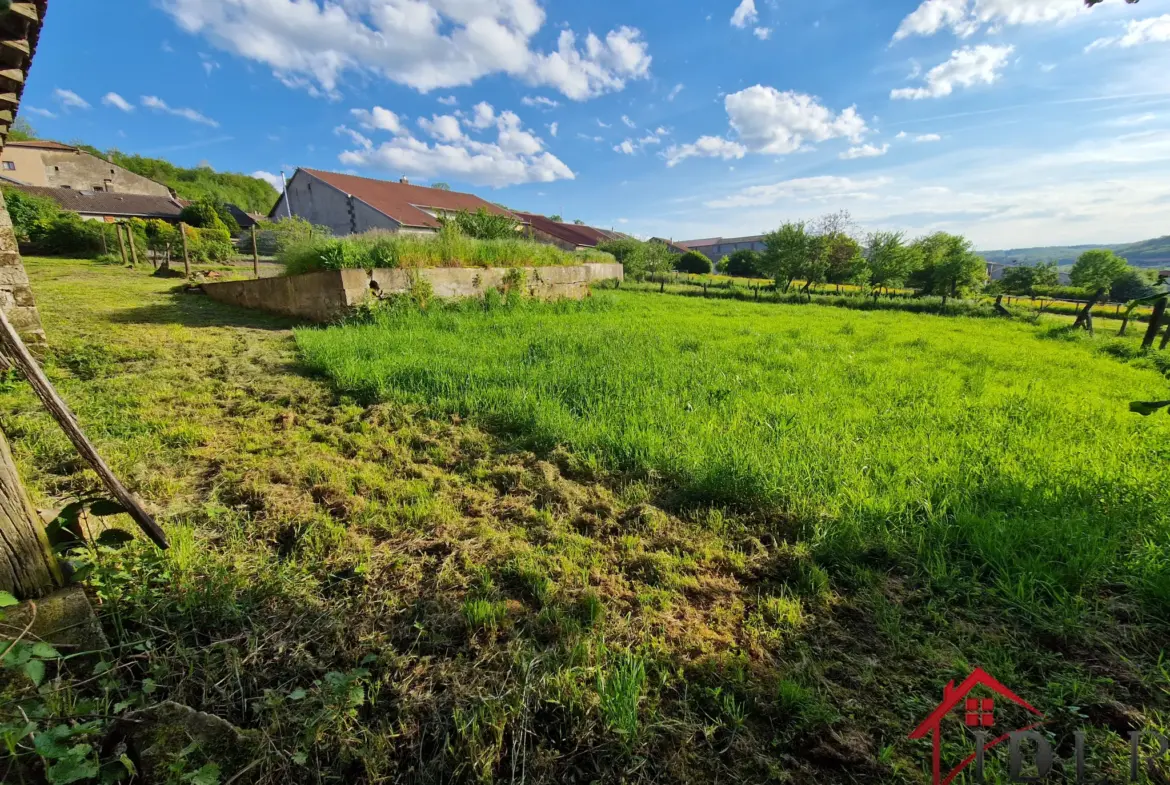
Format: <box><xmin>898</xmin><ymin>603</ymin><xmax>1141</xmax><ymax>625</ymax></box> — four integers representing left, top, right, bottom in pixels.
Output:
<box><xmin>865</xmin><ymin>230</ymin><xmax>921</xmax><ymax>293</ymax></box>
<box><xmin>3</xmin><ymin>187</ymin><xmax>62</xmax><ymax>242</ymax></box>
<box><xmin>909</xmin><ymin>232</ymin><xmax>987</xmax><ymax>298</ymax></box>
<box><xmin>675</xmin><ymin>249</ymin><xmax>713</xmax><ymax>274</ymax></box>
<box><xmin>763</xmin><ymin>222</ymin><xmax>813</xmax><ymax>291</ymax></box>
<box><xmin>1110</xmin><ymin>267</ymin><xmax>1157</xmax><ymax>303</ymax></box>
<box><xmin>183</xmin><ymin>224</ymin><xmax>234</xmax><ymax>263</ymax></box>
<box><xmin>724</xmin><ymin>249</ymin><xmax>766</xmax><ymax>278</ymax></box>
<box><xmin>282</xmin><ymin>225</ymin><xmax>611</xmax><ymax>276</ymax></box>
<box><xmin>25</xmin><ymin>213</ymin><xmax>108</xmax><ymax>257</ymax></box>
<box><xmin>597</xmin><ymin>238</ymin><xmax>674</xmax><ymax>281</ymax></box>
<box><xmin>1032</xmin><ymin>284</ymin><xmax>1095</xmax><ymax>300</ymax></box>
<box><xmin>597</xmin><ymin>653</ymin><xmax>646</xmax><ymax>743</ymax></box>
<box><xmin>1070</xmin><ymin>248</ymin><xmax>1129</xmax><ymax>292</ymax></box>
<box><xmin>440</xmin><ymin>208</ymin><xmax>519</xmax><ymax>240</ymax></box>
<box><xmin>179</xmin><ymin>198</ymin><xmax>229</xmax><ymax>231</ymax></box>
<box><xmin>8</xmin><ymin>117</ymin><xmax>35</xmax><ymax>142</ymax></box>
<box><xmin>822</xmin><ymin>234</ymin><xmax>867</xmax><ymax>285</ymax></box>
<box><xmin>1000</xmin><ymin>262</ymin><xmax>1060</xmax><ymax>295</ymax></box>
<box><xmin>108</xmin><ymin>151</ymin><xmax>278</xmax><ymax>213</ymax></box>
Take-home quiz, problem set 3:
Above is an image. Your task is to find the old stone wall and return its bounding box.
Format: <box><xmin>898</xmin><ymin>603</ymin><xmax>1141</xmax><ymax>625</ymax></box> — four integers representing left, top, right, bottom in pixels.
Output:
<box><xmin>202</xmin><ymin>263</ymin><xmax>624</xmax><ymax>323</ymax></box>
<box><xmin>0</xmin><ymin>191</ymin><xmax>46</xmax><ymax>349</ymax></box>
<box><xmin>40</xmin><ymin>150</ymin><xmax>172</xmax><ymax>197</ymax></box>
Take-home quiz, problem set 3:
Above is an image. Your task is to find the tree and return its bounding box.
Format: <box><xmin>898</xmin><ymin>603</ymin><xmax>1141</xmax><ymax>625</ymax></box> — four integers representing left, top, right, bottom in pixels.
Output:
<box><xmin>724</xmin><ymin>249</ymin><xmax>765</xmax><ymax>278</ymax></box>
<box><xmin>1070</xmin><ymin>249</ymin><xmax>1128</xmax><ymax>291</ymax></box>
<box><xmin>573</xmin><ymin>219</ymin><xmax>585</xmax><ymax>225</ymax></box>
<box><xmin>8</xmin><ymin>117</ymin><xmax>36</xmax><ymax>142</ymax></box>
<box><xmin>431</xmin><ymin>182</ymin><xmax>451</xmax><ymax>191</ymax></box>
<box><xmin>1000</xmin><ymin>262</ymin><xmax>1058</xmax><ymax>295</ymax></box>
<box><xmin>675</xmin><ymin>249</ymin><xmax>713</xmax><ymax>274</ymax></box>
<box><xmin>1110</xmin><ymin>267</ymin><xmax>1156</xmax><ymax>302</ymax></box>
<box><xmin>763</xmin><ymin>222</ymin><xmax>813</xmax><ymax>292</ymax></box>
<box><xmin>909</xmin><ymin>232</ymin><xmax>986</xmax><ymax>301</ymax></box>
<box><xmin>179</xmin><ymin>198</ymin><xmax>228</xmax><ymax>231</ymax></box>
<box><xmin>866</xmin><ymin>231</ymin><xmax>921</xmax><ymax>301</ymax></box>
<box><xmin>1</xmin><ymin>187</ymin><xmax>60</xmax><ymax>242</ymax></box>
<box><xmin>598</xmin><ymin>238</ymin><xmax>674</xmax><ymax>280</ymax></box>
<box><xmin>822</xmin><ymin>233</ymin><xmax>866</xmax><ymax>287</ymax></box>
<box><xmin>549</xmin><ymin>214</ymin><xmax>563</xmax><ymax>222</ymax></box>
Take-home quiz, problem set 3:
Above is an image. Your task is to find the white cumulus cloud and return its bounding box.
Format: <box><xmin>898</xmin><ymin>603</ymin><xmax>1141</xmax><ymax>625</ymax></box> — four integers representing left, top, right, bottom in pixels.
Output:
<box><xmin>753</xmin><ymin>27</ymin><xmax>772</xmax><ymax>40</ymax></box>
<box><xmin>140</xmin><ymin>95</ymin><xmax>219</xmax><ymax>126</ymax></box>
<box><xmin>664</xmin><ymin>136</ymin><xmax>747</xmax><ymax>167</ymax></box>
<box><xmin>1086</xmin><ymin>14</ymin><xmax>1170</xmax><ymax>52</ymax></box>
<box><xmin>705</xmin><ymin>175</ymin><xmax>892</xmax><ymax>209</ymax></box>
<box><xmin>840</xmin><ymin>143</ymin><xmax>889</xmax><ymax>159</ymax></box>
<box><xmin>103</xmin><ymin>93</ymin><xmax>134</xmax><ymax>112</ymax></box>
<box><xmin>252</xmin><ymin>170</ymin><xmax>285</xmax><ymax>191</ymax></box>
<box><xmin>893</xmin><ymin>0</ymin><xmax>1100</xmax><ymax>42</ymax></box>
<box><xmin>340</xmin><ymin>100</ymin><xmax>573</xmax><ymax>187</ymax></box>
<box><xmin>522</xmin><ymin>95</ymin><xmax>560</xmax><ymax>109</ymax></box>
<box><xmin>731</xmin><ymin>0</ymin><xmax>758</xmax><ymax>28</ymax></box>
<box><xmin>160</xmin><ymin>0</ymin><xmax>650</xmax><ymax>101</ymax></box>
<box><xmin>891</xmin><ymin>45</ymin><xmax>1014</xmax><ymax>100</ymax></box>
<box><xmin>351</xmin><ymin>106</ymin><xmax>403</xmax><ymax>134</ymax></box>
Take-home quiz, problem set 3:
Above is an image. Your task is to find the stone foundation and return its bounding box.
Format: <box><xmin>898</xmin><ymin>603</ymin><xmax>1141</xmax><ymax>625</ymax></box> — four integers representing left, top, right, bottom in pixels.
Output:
<box><xmin>0</xmin><ymin>191</ymin><xmax>46</xmax><ymax>349</ymax></box>
<box><xmin>201</xmin><ymin>263</ymin><xmax>624</xmax><ymax>323</ymax></box>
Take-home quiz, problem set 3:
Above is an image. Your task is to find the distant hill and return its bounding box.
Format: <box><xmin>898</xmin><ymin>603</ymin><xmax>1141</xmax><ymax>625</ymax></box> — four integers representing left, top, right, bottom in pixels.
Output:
<box><xmin>981</xmin><ymin>236</ymin><xmax>1170</xmax><ymax>269</ymax></box>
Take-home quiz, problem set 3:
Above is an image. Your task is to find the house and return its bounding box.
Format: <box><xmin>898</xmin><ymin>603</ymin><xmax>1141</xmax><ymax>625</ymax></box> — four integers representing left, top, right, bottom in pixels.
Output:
<box><xmin>677</xmin><ymin>234</ymin><xmax>768</xmax><ymax>260</ymax></box>
<box><xmin>0</xmin><ymin>140</ymin><xmax>173</xmax><ymax>197</ymax></box>
<box><xmin>8</xmin><ymin>184</ymin><xmax>186</xmax><ymax>223</ymax></box>
<box><xmin>650</xmin><ymin>238</ymin><xmax>692</xmax><ymax>255</ymax></box>
<box><xmin>224</xmin><ymin>203</ymin><xmax>265</xmax><ymax>230</ymax></box>
<box><xmin>515</xmin><ymin>211</ymin><xmax>623</xmax><ymax>250</ymax></box>
<box><xmin>270</xmin><ymin>168</ymin><xmax>517</xmax><ymax>237</ymax></box>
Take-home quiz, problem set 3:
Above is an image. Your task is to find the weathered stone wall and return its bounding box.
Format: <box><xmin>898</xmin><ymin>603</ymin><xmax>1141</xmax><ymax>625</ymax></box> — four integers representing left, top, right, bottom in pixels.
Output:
<box><xmin>202</xmin><ymin>263</ymin><xmax>624</xmax><ymax>323</ymax></box>
<box><xmin>40</xmin><ymin>149</ymin><xmax>173</xmax><ymax>197</ymax></box>
<box><xmin>0</xmin><ymin>191</ymin><xmax>46</xmax><ymax>349</ymax></box>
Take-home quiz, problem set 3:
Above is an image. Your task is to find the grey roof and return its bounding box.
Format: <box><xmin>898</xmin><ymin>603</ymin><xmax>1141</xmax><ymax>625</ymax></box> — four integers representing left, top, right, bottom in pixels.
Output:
<box><xmin>9</xmin><ymin>185</ymin><xmax>186</xmax><ymax>219</ymax></box>
<box><xmin>678</xmin><ymin>235</ymin><xmax>767</xmax><ymax>247</ymax></box>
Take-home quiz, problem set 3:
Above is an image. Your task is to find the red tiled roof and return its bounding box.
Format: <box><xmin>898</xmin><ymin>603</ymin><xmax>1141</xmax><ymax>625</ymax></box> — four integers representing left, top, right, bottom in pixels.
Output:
<box><xmin>9</xmin><ymin>185</ymin><xmax>185</xmax><ymax>219</ymax></box>
<box><xmin>300</xmin><ymin>168</ymin><xmax>515</xmax><ymax>229</ymax></box>
<box><xmin>514</xmin><ymin>212</ymin><xmax>620</xmax><ymax>248</ymax></box>
<box><xmin>6</xmin><ymin>139</ymin><xmax>78</xmax><ymax>152</ymax></box>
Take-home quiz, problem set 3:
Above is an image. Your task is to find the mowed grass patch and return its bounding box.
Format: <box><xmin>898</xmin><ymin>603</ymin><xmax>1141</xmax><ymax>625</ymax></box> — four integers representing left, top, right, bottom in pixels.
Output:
<box><xmin>297</xmin><ymin>293</ymin><xmax>1170</xmax><ymax>611</ymax></box>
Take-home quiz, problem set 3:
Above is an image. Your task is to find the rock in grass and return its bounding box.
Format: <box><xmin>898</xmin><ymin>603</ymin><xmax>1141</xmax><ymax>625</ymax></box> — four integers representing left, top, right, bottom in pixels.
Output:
<box><xmin>110</xmin><ymin>701</ymin><xmax>259</xmax><ymax>782</ymax></box>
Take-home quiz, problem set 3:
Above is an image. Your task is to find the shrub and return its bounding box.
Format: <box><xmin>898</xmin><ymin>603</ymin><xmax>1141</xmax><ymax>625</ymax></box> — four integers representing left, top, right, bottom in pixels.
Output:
<box><xmin>675</xmin><ymin>250</ymin><xmax>713</xmax><ymax>274</ymax></box>
<box><xmin>2</xmin><ymin>187</ymin><xmax>60</xmax><ymax>242</ymax></box>
<box><xmin>724</xmin><ymin>249</ymin><xmax>765</xmax><ymax>278</ymax></box>
<box><xmin>178</xmin><ymin>198</ymin><xmax>228</xmax><ymax>231</ymax></box>
<box><xmin>597</xmin><ymin>238</ymin><xmax>675</xmax><ymax>281</ymax></box>
<box><xmin>440</xmin><ymin>208</ymin><xmax>518</xmax><ymax>240</ymax></box>
<box><xmin>1032</xmin><ymin>285</ymin><xmax>1095</xmax><ymax>301</ymax></box>
<box><xmin>28</xmin><ymin>213</ymin><xmax>106</xmax><ymax>256</ymax></box>
<box><xmin>280</xmin><ymin>225</ymin><xmax>613</xmax><ymax>276</ymax></box>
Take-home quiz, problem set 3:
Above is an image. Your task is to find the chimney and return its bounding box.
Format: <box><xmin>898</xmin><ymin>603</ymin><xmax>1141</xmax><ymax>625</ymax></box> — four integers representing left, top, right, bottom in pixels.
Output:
<box><xmin>400</xmin><ymin>176</ymin><xmax>410</xmax><ymax>185</ymax></box>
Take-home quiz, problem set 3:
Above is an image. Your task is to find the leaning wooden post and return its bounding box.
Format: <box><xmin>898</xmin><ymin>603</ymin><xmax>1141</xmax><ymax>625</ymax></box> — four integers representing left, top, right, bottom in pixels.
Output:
<box><xmin>251</xmin><ymin>225</ymin><xmax>259</xmax><ymax>279</ymax></box>
<box><xmin>1159</xmin><ymin>320</ymin><xmax>1170</xmax><ymax>351</ymax></box>
<box><xmin>180</xmin><ymin>223</ymin><xmax>191</xmax><ymax>278</ymax></box>
<box><xmin>1141</xmin><ymin>296</ymin><xmax>1166</xmax><ymax>350</ymax></box>
<box><xmin>99</xmin><ymin>225</ymin><xmax>108</xmax><ymax>256</ymax></box>
<box><xmin>115</xmin><ymin>223</ymin><xmax>128</xmax><ymax>266</ymax></box>
<box><xmin>126</xmin><ymin>225</ymin><xmax>139</xmax><ymax>269</ymax></box>
<box><xmin>0</xmin><ymin>308</ymin><xmax>168</xmax><ymax>549</ymax></box>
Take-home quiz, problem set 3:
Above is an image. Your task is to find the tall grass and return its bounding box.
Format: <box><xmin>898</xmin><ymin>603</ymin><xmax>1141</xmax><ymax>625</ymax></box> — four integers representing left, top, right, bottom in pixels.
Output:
<box><xmin>296</xmin><ymin>292</ymin><xmax>1170</xmax><ymax>614</ymax></box>
<box><xmin>281</xmin><ymin>225</ymin><xmax>613</xmax><ymax>275</ymax></box>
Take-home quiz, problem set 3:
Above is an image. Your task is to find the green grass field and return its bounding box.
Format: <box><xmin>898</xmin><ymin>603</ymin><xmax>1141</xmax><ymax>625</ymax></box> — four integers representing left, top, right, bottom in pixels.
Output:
<box><xmin>298</xmin><ymin>293</ymin><xmax>1170</xmax><ymax>617</ymax></box>
<box><xmin>5</xmin><ymin>259</ymin><xmax>1170</xmax><ymax>784</ymax></box>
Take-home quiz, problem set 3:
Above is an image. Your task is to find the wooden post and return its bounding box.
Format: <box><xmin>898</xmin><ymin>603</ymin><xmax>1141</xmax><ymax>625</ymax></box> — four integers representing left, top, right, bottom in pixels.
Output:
<box><xmin>1074</xmin><ymin>288</ymin><xmax>1105</xmax><ymax>330</ymax></box>
<box><xmin>126</xmin><ymin>225</ymin><xmax>139</xmax><ymax>268</ymax></box>
<box><xmin>251</xmin><ymin>225</ymin><xmax>260</xmax><ymax>279</ymax></box>
<box><xmin>0</xmin><ymin>308</ymin><xmax>168</xmax><ymax>549</ymax></box>
<box><xmin>0</xmin><ymin>426</ymin><xmax>62</xmax><ymax>599</ymax></box>
<box><xmin>1160</xmin><ymin>321</ymin><xmax>1170</xmax><ymax>351</ymax></box>
<box><xmin>180</xmin><ymin>223</ymin><xmax>191</xmax><ymax>278</ymax></box>
<box><xmin>115</xmin><ymin>223</ymin><xmax>128</xmax><ymax>266</ymax></box>
<box><xmin>100</xmin><ymin>225</ymin><xmax>108</xmax><ymax>256</ymax></box>
<box><xmin>1141</xmin><ymin>297</ymin><xmax>1166</xmax><ymax>350</ymax></box>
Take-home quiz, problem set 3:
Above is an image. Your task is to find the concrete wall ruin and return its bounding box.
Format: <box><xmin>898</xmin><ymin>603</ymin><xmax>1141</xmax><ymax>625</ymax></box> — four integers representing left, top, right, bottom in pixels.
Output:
<box><xmin>201</xmin><ymin>263</ymin><xmax>625</xmax><ymax>323</ymax></box>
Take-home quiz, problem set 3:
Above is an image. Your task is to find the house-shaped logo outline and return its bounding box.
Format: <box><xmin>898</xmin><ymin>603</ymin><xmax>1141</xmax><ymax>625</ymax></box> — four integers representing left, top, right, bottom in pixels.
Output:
<box><xmin>908</xmin><ymin>667</ymin><xmax>1044</xmax><ymax>785</ymax></box>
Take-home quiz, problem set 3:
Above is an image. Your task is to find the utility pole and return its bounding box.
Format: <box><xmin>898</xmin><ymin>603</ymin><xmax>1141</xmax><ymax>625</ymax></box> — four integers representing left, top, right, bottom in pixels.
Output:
<box><xmin>281</xmin><ymin>170</ymin><xmax>294</xmax><ymax>219</ymax></box>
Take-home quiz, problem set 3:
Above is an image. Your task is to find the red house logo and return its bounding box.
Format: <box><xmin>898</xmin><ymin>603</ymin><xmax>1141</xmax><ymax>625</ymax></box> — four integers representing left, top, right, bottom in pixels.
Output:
<box><xmin>909</xmin><ymin>667</ymin><xmax>1045</xmax><ymax>785</ymax></box>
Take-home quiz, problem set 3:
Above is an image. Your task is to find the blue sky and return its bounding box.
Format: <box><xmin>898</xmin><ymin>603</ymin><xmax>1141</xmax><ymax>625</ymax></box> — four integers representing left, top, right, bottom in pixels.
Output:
<box><xmin>23</xmin><ymin>0</ymin><xmax>1170</xmax><ymax>249</ymax></box>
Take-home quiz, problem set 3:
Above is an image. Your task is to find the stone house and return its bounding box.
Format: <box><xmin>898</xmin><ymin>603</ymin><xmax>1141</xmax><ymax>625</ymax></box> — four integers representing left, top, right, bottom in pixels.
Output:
<box><xmin>270</xmin><ymin>168</ymin><xmax>518</xmax><ymax>237</ymax></box>
<box><xmin>0</xmin><ymin>140</ymin><xmax>173</xmax><ymax>197</ymax></box>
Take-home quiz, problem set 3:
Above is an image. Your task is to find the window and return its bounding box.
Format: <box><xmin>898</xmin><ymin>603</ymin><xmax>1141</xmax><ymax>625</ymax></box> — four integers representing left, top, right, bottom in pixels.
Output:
<box><xmin>2</xmin><ymin>161</ymin><xmax>14</xmax><ymax>171</ymax></box>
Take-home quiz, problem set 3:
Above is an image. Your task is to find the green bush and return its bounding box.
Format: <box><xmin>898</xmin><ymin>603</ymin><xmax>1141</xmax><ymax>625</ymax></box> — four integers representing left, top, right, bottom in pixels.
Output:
<box><xmin>440</xmin><ymin>208</ymin><xmax>519</xmax><ymax>240</ymax></box>
<box><xmin>179</xmin><ymin>198</ymin><xmax>228</xmax><ymax>231</ymax></box>
<box><xmin>281</xmin><ymin>225</ymin><xmax>613</xmax><ymax>276</ymax></box>
<box><xmin>724</xmin><ymin>249</ymin><xmax>765</xmax><ymax>278</ymax></box>
<box><xmin>1032</xmin><ymin>285</ymin><xmax>1096</xmax><ymax>301</ymax></box>
<box><xmin>2</xmin><ymin>187</ymin><xmax>60</xmax><ymax>242</ymax></box>
<box><xmin>675</xmin><ymin>250</ymin><xmax>713</xmax><ymax>275</ymax></box>
<box><xmin>28</xmin><ymin>213</ymin><xmax>107</xmax><ymax>256</ymax></box>
<box><xmin>597</xmin><ymin>238</ymin><xmax>675</xmax><ymax>281</ymax></box>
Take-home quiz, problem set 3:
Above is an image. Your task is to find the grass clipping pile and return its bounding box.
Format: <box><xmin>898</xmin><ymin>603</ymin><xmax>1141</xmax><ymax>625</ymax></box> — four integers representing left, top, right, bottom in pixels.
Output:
<box><xmin>1</xmin><ymin>259</ymin><xmax>1169</xmax><ymax>784</ymax></box>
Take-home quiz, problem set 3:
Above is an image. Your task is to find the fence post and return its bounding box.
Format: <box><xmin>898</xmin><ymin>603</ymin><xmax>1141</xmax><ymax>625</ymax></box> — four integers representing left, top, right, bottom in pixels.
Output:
<box><xmin>126</xmin><ymin>225</ymin><xmax>139</xmax><ymax>268</ymax></box>
<box><xmin>1141</xmin><ymin>296</ymin><xmax>1166</xmax><ymax>350</ymax></box>
<box><xmin>100</xmin><ymin>225</ymin><xmax>108</xmax><ymax>256</ymax></box>
<box><xmin>251</xmin><ymin>225</ymin><xmax>259</xmax><ymax>279</ymax></box>
<box><xmin>115</xmin><ymin>223</ymin><xmax>128</xmax><ymax>266</ymax></box>
<box><xmin>180</xmin><ymin>223</ymin><xmax>191</xmax><ymax>278</ymax></box>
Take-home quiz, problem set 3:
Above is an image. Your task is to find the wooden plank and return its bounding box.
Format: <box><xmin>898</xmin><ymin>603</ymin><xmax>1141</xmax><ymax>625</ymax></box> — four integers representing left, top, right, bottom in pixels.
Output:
<box><xmin>0</xmin><ymin>307</ymin><xmax>169</xmax><ymax>550</ymax></box>
<box><xmin>0</xmin><ymin>38</ymin><xmax>30</xmax><ymax>56</ymax></box>
<box><xmin>8</xmin><ymin>4</ymin><xmax>39</xmax><ymax>23</ymax></box>
<box><xmin>0</xmin><ymin>68</ymin><xmax>25</xmax><ymax>85</ymax></box>
<box><xmin>0</xmin><ymin>110</ymin><xmax>14</xmax><ymax>124</ymax></box>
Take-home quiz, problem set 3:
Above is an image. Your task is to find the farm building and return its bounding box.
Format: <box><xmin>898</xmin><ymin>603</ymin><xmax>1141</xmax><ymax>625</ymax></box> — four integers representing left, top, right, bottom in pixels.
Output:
<box><xmin>270</xmin><ymin>168</ymin><xmax>517</xmax><ymax>237</ymax></box>
<box><xmin>515</xmin><ymin>211</ymin><xmax>624</xmax><ymax>250</ymax></box>
<box><xmin>0</xmin><ymin>140</ymin><xmax>174</xmax><ymax>197</ymax></box>
<box><xmin>7</xmin><ymin>184</ymin><xmax>186</xmax><ymax>222</ymax></box>
<box><xmin>677</xmin><ymin>234</ymin><xmax>767</xmax><ymax>260</ymax></box>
